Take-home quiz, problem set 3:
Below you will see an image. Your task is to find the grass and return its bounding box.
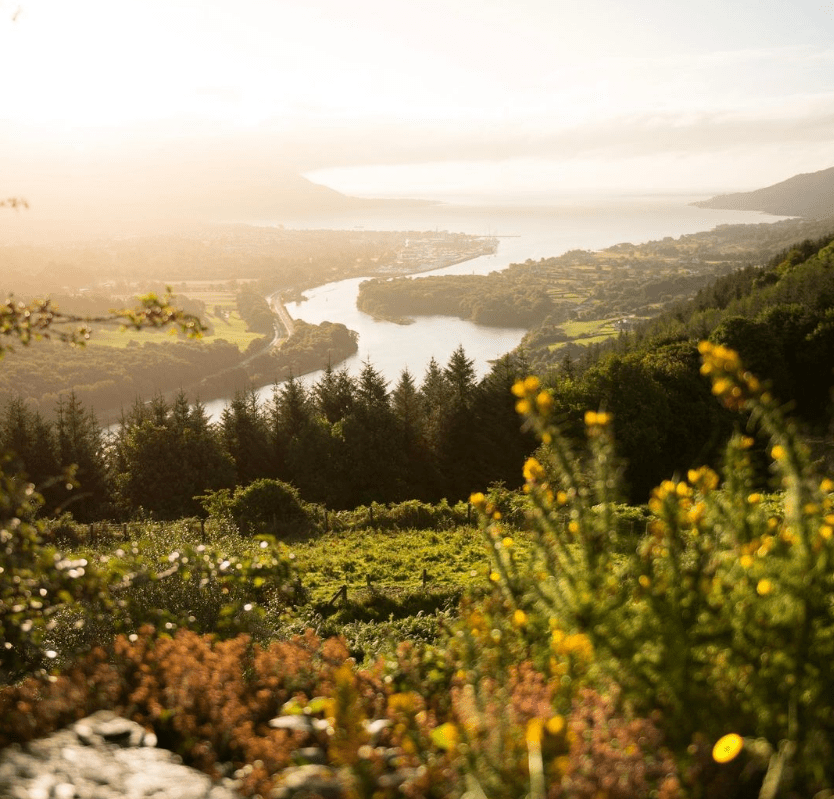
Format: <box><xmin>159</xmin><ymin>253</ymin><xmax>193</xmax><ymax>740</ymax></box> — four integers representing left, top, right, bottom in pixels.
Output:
<box><xmin>86</xmin><ymin>290</ymin><xmax>264</xmax><ymax>351</ymax></box>
<box><xmin>284</xmin><ymin>525</ymin><xmax>511</xmax><ymax>604</ymax></box>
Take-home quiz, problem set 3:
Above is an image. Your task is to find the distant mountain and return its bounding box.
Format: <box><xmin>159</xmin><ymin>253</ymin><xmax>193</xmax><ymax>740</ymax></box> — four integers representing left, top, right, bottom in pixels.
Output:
<box><xmin>693</xmin><ymin>167</ymin><xmax>834</xmax><ymax>219</ymax></box>
<box><xmin>0</xmin><ymin>137</ymin><xmax>436</xmax><ymax>241</ymax></box>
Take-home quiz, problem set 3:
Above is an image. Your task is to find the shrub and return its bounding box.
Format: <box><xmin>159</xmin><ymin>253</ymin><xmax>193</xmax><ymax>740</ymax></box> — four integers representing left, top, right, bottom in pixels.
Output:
<box><xmin>228</xmin><ymin>478</ymin><xmax>312</xmax><ymax>537</ymax></box>
<box><xmin>470</xmin><ymin>354</ymin><xmax>834</xmax><ymax>796</ymax></box>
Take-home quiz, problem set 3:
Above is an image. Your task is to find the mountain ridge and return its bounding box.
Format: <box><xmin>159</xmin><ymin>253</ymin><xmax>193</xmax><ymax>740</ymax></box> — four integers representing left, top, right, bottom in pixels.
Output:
<box><xmin>693</xmin><ymin>166</ymin><xmax>834</xmax><ymax>219</ymax></box>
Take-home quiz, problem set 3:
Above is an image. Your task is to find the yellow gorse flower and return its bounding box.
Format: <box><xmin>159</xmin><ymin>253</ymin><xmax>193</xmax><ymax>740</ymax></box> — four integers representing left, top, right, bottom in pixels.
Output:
<box><xmin>712</xmin><ymin>733</ymin><xmax>744</xmax><ymax>763</ymax></box>
<box><xmin>512</xmin><ymin>375</ymin><xmax>541</xmax><ymax>398</ymax></box>
<box><xmin>470</xmin><ymin>492</ymin><xmax>486</xmax><ymax>510</ymax></box>
<box><xmin>584</xmin><ymin>410</ymin><xmax>612</xmax><ymax>427</ymax></box>
<box><xmin>523</xmin><ymin>457</ymin><xmax>546</xmax><ymax>483</ymax></box>
<box><xmin>536</xmin><ymin>390</ymin><xmax>554</xmax><ymax>414</ymax></box>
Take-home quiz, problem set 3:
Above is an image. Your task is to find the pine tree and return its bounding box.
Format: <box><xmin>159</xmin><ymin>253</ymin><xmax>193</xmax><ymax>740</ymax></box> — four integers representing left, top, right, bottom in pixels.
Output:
<box><xmin>0</xmin><ymin>397</ymin><xmax>60</xmax><ymax>505</ymax></box>
<box><xmin>54</xmin><ymin>391</ymin><xmax>108</xmax><ymax>521</ymax></box>
<box><xmin>335</xmin><ymin>361</ymin><xmax>403</xmax><ymax>506</ymax></box>
<box><xmin>112</xmin><ymin>392</ymin><xmax>234</xmax><ymax>519</ymax></box>
<box><xmin>392</xmin><ymin>368</ymin><xmax>433</xmax><ymax>500</ymax></box>
<box><xmin>444</xmin><ymin>344</ymin><xmax>477</xmax><ymax>407</ymax></box>
<box><xmin>313</xmin><ymin>364</ymin><xmax>355</xmax><ymax>424</ymax></box>
<box><xmin>220</xmin><ymin>387</ymin><xmax>274</xmax><ymax>485</ymax></box>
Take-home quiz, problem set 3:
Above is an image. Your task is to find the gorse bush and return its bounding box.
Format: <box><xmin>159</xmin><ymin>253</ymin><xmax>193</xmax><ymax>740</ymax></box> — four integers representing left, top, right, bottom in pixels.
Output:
<box><xmin>466</xmin><ymin>347</ymin><xmax>834</xmax><ymax>797</ymax></box>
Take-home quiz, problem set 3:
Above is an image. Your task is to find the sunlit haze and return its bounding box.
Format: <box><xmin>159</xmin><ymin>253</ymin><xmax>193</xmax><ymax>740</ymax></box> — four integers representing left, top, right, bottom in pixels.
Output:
<box><xmin>2</xmin><ymin>0</ymin><xmax>834</xmax><ymax>226</ymax></box>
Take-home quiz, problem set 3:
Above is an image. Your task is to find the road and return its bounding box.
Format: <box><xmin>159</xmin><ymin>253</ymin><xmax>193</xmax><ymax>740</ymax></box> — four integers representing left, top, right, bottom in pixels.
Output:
<box><xmin>267</xmin><ymin>291</ymin><xmax>295</xmax><ymax>346</ymax></box>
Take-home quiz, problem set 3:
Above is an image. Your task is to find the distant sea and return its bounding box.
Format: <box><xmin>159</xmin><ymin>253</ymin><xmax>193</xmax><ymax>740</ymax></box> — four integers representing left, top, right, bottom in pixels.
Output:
<box><xmin>202</xmin><ymin>194</ymin><xmax>791</xmax><ymax>421</ymax></box>
<box><xmin>254</xmin><ymin>193</ymin><xmax>790</xmax><ymax>270</ymax></box>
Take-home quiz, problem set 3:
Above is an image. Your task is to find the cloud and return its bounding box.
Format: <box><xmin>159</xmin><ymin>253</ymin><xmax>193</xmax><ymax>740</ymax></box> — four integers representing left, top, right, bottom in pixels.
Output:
<box><xmin>271</xmin><ymin>93</ymin><xmax>834</xmax><ymax>171</ymax></box>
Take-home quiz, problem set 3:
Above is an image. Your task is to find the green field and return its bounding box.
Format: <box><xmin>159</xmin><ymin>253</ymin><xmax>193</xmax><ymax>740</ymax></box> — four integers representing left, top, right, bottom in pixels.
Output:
<box><xmin>88</xmin><ymin>289</ymin><xmax>265</xmax><ymax>351</ymax></box>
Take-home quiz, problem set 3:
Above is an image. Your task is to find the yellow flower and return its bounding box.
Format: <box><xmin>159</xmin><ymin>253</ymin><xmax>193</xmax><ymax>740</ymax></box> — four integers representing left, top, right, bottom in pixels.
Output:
<box><xmin>470</xmin><ymin>492</ymin><xmax>486</xmax><ymax>510</ymax></box>
<box><xmin>526</xmin><ymin>718</ymin><xmax>544</xmax><ymax>745</ymax></box>
<box><xmin>712</xmin><ymin>733</ymin><xmax>744</xmax><ymax>763</ymax></box>
<box><xmin>523</xmin><ymin>375</ymin><xmax>541</xmax><ymax>394</ymax></box>
<box><xmin>757</xmin><ymin>579</ymin><xmax>773</xmax><ymax>596</ymax></box>
<box><xmin>489</xmin><ymin>571</ymin><xmax>501</xmax><ymax>583</ymax></box>
<box><xmin>747</xmin><ymin>493</ymin><xmax>762</xmax><ymax>504</ymax></box>
<box><xmin>502</xmin><ymin>536</ymin><xmax>514</xmax><ymax>548</ymax></box>
<box><xmin>523</xmin><ymin>457</ymin><xmax>546</xmax><ymax>483</ymax></box>
<box><xmin>584</xmin><ymin>410</ymin><xmax>612</xmax><ymax>427</ymax></box>
<box><xmin>546</xmin><ymin>715</ymin><xmax>565</xmax><ymax>736</ymax></box>
<box><xmin>820</xmin><ymin>525</ymin><xmax>833</xmax><ymax>540</ymax></box>
<box><xmin>638</xmin><ymin>574</ymin><xmax>651</xmax><ymax>588</ymax></box>
<box><xmin>771</xmin><ymin>445</ymin><xmax>786</xmax><ymax>461</ymax></box>
<box><xmin>556</xmin><ymin>490</ymin><xmax>568</xmax><ymax>506</ymax></box>
<box><xmin>568</xmin><ymin>520</ymin><xmax>580</xmax><ymax>535</ymax></box>
<box><xmin>820</xmin><ymin>478</ymin><xmax>834</xmax><ymax>493</ymax></box>
<box><xmin>512</xmin><ymin>609</ymin><xmax>527</xmax><ymax>627</ymax></box>
<box><xmin>712</xmin><ymin>378</ymin><xmax>732</xmax><ymax>396</ymax></box>
<box><xmin>536</xmin><ymin>391</ymin><xmax>554</xmax><ymax>414</ymax></box>
<box><xmin>515</xmin><ymin>399</ymin><xmax>532</xmax><ymax>415</ymax></box>
<box><xmin>740</xmin><ymin>555</ymin><xmax>753</xmax><ymax>569</ymax></box>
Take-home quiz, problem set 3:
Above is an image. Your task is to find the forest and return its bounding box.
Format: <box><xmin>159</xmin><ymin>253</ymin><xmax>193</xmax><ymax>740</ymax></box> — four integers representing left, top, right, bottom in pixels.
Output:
<box><xmin>4</xmin><ymin>223</ymin><xmax>834</xmax><ymax>798</ymax></box>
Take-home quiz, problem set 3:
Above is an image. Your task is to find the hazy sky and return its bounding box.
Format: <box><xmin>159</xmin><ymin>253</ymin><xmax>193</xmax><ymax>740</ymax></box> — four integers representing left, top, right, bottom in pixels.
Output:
<box><xmin>2</xmin><ymin>0</ymin><xmax>834</xmax><ymax>203</ymax></box>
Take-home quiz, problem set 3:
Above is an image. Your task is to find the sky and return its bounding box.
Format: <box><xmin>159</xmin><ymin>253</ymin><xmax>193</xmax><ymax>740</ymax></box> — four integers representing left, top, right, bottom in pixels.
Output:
<box><xmin>2</xmin><ymin>0</ymin><xmax>834</xmax><ymax>209</ymax></box>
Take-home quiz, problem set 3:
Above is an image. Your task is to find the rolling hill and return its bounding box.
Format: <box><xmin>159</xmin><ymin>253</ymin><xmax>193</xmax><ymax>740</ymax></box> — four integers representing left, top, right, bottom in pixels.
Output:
<box><xmin>693</xmin><ymin>166</ymin><xmax>834</xmax><ymax>219</ymax></box>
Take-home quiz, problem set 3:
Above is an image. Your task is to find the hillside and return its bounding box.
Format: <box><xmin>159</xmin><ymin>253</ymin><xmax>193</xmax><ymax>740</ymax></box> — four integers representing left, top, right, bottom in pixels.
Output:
<box><xmin>693</xmin><ymin>165</ymin><xmax>834</xmax><ymax>219</ymax></box>
<box><xmin>7</xmin><ymin>230</ymin><xmax>834</xmax><ymax>797</ymax></box>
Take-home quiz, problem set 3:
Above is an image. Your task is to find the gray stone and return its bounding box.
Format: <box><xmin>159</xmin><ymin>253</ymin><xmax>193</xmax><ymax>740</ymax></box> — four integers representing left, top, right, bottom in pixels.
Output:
<box><xmin>0</xmin><ymin>713</ymin><xmax>239</xmax><ymax>799</ymax></box>
<box><xmin>270</xmin><ymin>764</ymin><xmax>346</xmax><ymax>799</ymax></box>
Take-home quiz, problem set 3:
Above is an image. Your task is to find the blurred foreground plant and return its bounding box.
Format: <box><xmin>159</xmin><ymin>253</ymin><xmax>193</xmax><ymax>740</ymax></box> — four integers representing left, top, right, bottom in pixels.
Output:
<box><xmin>0</xmin><ymin>290</ymin><xmax>205</xmax><ymax>356</ymax></box>
<box><xmin>469</xmin><ymin>351</ymin><xmax>834</xmax><ymax>797</ymax></box>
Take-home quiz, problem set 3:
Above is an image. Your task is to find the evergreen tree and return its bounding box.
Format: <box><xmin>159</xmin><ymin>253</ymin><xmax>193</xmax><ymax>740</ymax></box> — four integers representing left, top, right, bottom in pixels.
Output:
<box><xmin>0</xmin><ymin>397</ymin><xmax>60</xmax><ymax>509</ymax></box>
<box><xmin>470</xmin><ymin>354</ymin><xmax>536</xmax><ymax>490</ymax></box>
<box><xmin>437</xmin><ymin>346</ymin><xmax>481</xmax><ymax>499</ymax></box>
<box><xmin>54</xmin><ymin>391</ymin><xmax>108</xmax><ymax>521</ymax></box>
<box><xmin>112</xmin><ymin>392</ymin><xmax>234</xmax><ymax>519</ymax></box>
<box><xmin>392</xmin><ymin>368</ymin><xmax>433</xmax><ymax>500</ymax></box>
<box><xmin>220</xmin><ymin>387</ymin><xmax>274</xmax><ymax>485</ymax></box>
<box><xmin>335</xmin><ymin>361</ymin><xmax>404</xmax><ymax>506</ymax></box>
<box><xmin>269</xmin><ymin>376</ymin><xmax>329</xmax><ymax>503</ymax></box>
<box><xmin>313</xmin><ymin>364</ymin><xmax>355</xmax><ymax>424</ymax></box>
<box><xmin>444</xmin><ymin>344</ymin><xmax>477</xmax><ymax>407</ymax></box>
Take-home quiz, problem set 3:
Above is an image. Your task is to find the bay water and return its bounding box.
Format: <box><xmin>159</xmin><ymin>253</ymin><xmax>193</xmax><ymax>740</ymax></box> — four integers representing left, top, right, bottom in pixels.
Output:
<box><xmin>202</xmin><ymin>195</ymin><xmax>787</xmax><ymax>420</ymax></box>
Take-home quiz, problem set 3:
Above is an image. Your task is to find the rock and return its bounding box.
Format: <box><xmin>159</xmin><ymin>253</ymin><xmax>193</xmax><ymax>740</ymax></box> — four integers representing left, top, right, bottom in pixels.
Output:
<box><xmin>270</xmin><ymin>764</ymin><xmax>347</xmax><ymax>799</ymax></box>
<box><xmin>268</xmin><ymin>715</ymin><xmax>329</xmax><ymax>735</ymax></box>
<box><xmin>0</xmin><ymin>713</ymin><xmax>239</xmax><ymax>799</ymax></box>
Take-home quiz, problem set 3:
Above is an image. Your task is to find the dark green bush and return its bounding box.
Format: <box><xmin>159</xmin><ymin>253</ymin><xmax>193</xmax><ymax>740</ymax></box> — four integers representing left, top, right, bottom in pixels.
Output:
<box><xmin>228</xmin><ymin>478</ymin><xmax>312</xmax><ymax>536</ymax></box>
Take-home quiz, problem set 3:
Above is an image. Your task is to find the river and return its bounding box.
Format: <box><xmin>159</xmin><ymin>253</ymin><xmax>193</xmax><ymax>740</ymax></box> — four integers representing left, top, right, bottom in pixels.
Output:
<box><xmin>201</xmin><ymin>195</ymin><xmax>788</xmax><ymax>421</ymax></box>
